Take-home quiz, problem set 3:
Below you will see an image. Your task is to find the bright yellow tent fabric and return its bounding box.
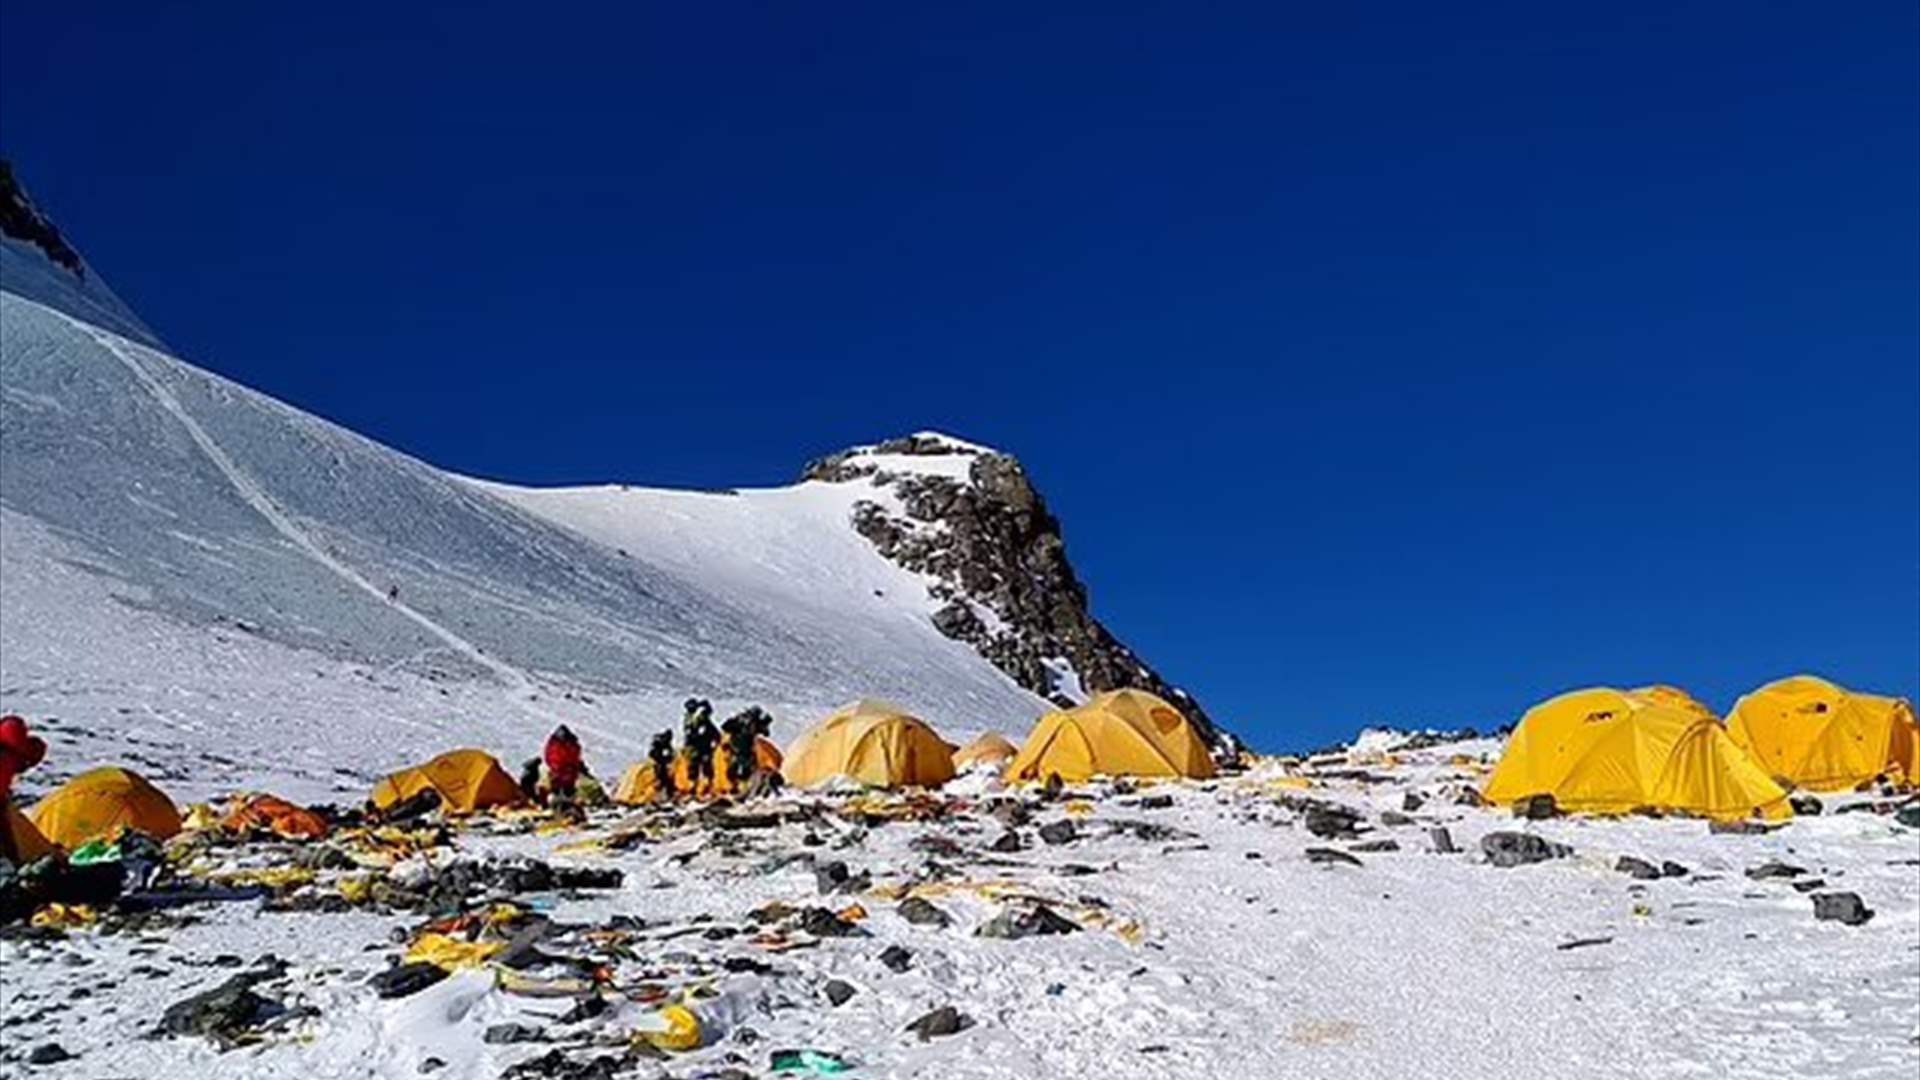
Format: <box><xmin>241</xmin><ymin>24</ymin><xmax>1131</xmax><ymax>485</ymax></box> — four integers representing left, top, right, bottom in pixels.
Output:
<box><xmin>612</xmin><ymin>737</ymin><xmax>784</xmax><ymax>803</ymax></box>
<box><xmin>2</xmin><ymin>802</ymin><xmax>57</xmax><ymax>862</ymax></box>
<box><xmin>1725</xmin><ymin>675</ymin><xmax>1919</xmax><ymax>792</ymax></box>
<box><xmin>952</xmin><ymin>731</ymin><xmax>1018</xmax><ymax>770</ymax></box>
<box><xmin>1629</xmin><ymin>684</ymin><xmax>1716</xmax><ymax>720</ymax></box>
<box><xmin>1004</xmin><ymin>689</ymin><xmax>1216</xmax><ymax>783</ymax></box>
<box><xmin>783</xmin><ymin>701</ymin><xmax>956</xmax><ymax>789</ymax></box>
<box><xmin>29</xmin><ymin>766</ymin><xmax>184</xmax><ymax>848</ymax></box>
<box><xmin>370</xmin><ymin>749</ymin><xmax>524</xmax><ymax>814</ymax></box>
<box><xmin>1482</xmin><ymin>688</ymin><xmax>1790</xmax><ymax>820</ymax></box>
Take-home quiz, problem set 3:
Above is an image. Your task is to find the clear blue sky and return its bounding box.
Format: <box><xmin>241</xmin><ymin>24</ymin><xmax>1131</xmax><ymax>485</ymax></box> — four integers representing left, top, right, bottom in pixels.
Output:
<box><xmin>3</xmin><ymin>2</ymin><xmax>1915</xmax><ymax>749</ymax></box>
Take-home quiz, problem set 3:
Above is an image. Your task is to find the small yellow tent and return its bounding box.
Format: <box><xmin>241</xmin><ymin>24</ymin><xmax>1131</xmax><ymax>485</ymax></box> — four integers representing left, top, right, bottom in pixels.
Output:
<box><xmin>1482</xmin><ymin>687</ymin><xmax>1790</xmax><ymax>820</ymax></box>
<box><xmin>2</xmin><ymin>802</ymin><xmax>57</xmax><ymax>862</ymax></box>
<box><xmin>1004</xmin><ymin>689</ymin><xmax>1216</xmax><ymax>783</ymax></box>
<box><xmin>783</xmin><ymin>701</ymin><xmax>956</xmax><ymax>789</ymax></box>
<box><xmin>1629</xmin><ymin>684</ymin><xmax>1716</xmax><ymax>720</ymax></box>
<box><xmin>1725</xmin><ymin>675</ymin><xmax>1919</xmax><ymax>792</ymax></box>
<box><xmin>370</xmin><ymin>749</ymin><xmax>523</xmax><ymax>815</ymax></box>
<box><xmin>612</xmin><ymin>737</ymin><xmax>784</xmax><ymax>803</ymax></box>
<box><xmin>952</xmin><ymin>731</ymin><xmax>1018</xmax><ymax>771</ymax></box>
<box><xmin>29</xmin><ymin>766</ymin><xmax>184</xmax><ymax>848</ymax></box>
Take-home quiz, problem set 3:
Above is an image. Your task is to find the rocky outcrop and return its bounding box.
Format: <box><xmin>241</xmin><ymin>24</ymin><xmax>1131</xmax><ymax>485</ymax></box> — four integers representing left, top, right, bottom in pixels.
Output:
<box><xmin>803</xmin><ymin>434</ymin><xmax>1230</xmax><ymax>752</ymax></box>
<box><xmin>0</xmin><ymin>160</ymin><xmax>84</xmax><ymax>277</ymax></box>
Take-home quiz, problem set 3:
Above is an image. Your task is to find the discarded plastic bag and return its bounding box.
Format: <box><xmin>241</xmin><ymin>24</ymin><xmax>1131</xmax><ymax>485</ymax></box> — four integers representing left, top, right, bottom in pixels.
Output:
<box><xmin>771</xmin><ymin>1048</ymin><xmax>854</xmax><ymax>1074</ymax></box>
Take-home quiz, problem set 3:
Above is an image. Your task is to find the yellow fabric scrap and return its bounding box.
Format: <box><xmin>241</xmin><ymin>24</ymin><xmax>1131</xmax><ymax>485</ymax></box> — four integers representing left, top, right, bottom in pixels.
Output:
<box><xmin>405</xmin><ymin>932</ymin><xmax>506</xmax><ymax>971</ymax></box>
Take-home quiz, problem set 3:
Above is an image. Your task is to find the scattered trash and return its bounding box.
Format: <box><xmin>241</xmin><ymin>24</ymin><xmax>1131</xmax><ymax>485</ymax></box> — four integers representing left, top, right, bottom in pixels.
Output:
<box><xmin>771</xmin><ymin>1048</ymin><xmax>855</xmax><ymax>1074</ymax></box>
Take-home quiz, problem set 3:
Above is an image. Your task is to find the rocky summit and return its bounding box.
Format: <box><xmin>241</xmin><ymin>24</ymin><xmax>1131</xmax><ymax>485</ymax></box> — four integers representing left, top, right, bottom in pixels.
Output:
<box><xmin>804</xmin><ymin>434</ymin><xmax>1229</xmax><ymax>753</ymax></box>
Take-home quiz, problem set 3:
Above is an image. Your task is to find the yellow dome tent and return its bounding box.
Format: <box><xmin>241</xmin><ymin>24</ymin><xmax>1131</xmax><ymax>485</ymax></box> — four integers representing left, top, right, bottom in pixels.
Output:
<box><xmin>783</xmin><ymin>701</ymin><xmax>956</xmax><ymax>789</ymax></box>
<box><xmin>1004</xmin><ymin>689</ymin><xmax>1216</xmax><ymax>783</ymax></box>
<box><xmin>1482</xmin><ymin>688</ymin><xmax>1790</xmax><ymax>820</ymax></box>
<box><xmin>29</xmin><ymin>766</ymin><xmax>184</xmax><ymax>848</ymax></box>
<box><xmin>2</xmin><ymin>802</ymin><xmax>57</xmax><ymax>863</ymax></box>
<box><xmin>1629</xmin><ymin>684</ymin><xmax>1716</xmax><ymax>720</ymax></box>
<box><xmin>952</xmin><ymin>731</ymin><xmax>1018</xmax><ymax>771</ymax></box>
<box><xmin>612</xmin><ymin>737</ymin><xmax>784</xmax><ymax>804</ymax></box>
<box><xmin>1725</xmin><ymin>675</ymin><xmax>1919</xmax><ymax>792</ymax></box>
<box><xmin>370</xmin><ymin>748</ymin><xmax>524</xmax><ymax>815</ymax></box>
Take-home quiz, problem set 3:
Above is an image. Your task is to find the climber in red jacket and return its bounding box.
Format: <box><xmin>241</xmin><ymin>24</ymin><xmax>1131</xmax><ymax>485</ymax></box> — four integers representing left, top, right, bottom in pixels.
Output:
<box><xmin>0</xmin><ymin>715</ymin><xmax>47</xmax><ymax>800</ymax></box>
<box><xmin>542</xmin><ymin>724</ymin><xmax>585</xmax><ymax>802</ymax></box>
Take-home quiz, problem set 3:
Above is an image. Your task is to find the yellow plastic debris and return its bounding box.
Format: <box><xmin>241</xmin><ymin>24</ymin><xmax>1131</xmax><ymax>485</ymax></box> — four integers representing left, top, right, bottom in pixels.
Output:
<box><xmin>208</xmin><ymin>866</ymin><xmax>316</xmax><ymax>891</ymax></box>
<box><xmin>405</xmin><ymin>932</ymin><xmax>506</xmax><ymax>971</ymax></box>
<box><xmin>181</xmin><ymin>802</ymin><xmax>223</xmax><ymax>832</ymax></box>
<box><xmin>836</xmin><ymin>903</ymin><xmax>868</xmax><ymax>922</ymax></box>
<box><xmin>1063</xmin><ymin>800</ymin><xmax>1096</xmax><ymax>817</ymax></box>
<box><xmin>30</xmin><ymin>903</ymin><xmax>98</xmax><ymax>929</ymax></box>
<box><xmin>337</xmin><ymin>875</ymin><xmax>376</xmax><ymax>904</ymax></box>
<box><xmin>642</xmin><ymin>1003</ymin><xmax>703</xmax><ymax>1052</ymax></box>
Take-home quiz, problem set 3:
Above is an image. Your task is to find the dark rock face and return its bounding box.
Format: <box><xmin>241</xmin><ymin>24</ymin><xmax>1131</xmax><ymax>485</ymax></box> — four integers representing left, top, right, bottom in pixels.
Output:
<box><xmin>802</xmin><ymin>435</ymin><xmax>1228</xmax><ymax>752</ymax></box>
<box><xmin>0</xmin><ymin>161</ymin><xmax>83</xmax><ymax>277</ymax></box>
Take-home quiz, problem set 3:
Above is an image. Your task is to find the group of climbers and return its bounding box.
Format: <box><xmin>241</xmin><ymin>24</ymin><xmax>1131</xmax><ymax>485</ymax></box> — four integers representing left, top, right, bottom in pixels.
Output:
<box><xmin>495</xmin><ymin>700</ymin><xmax>784</xmax><ymax>812</ymax></box>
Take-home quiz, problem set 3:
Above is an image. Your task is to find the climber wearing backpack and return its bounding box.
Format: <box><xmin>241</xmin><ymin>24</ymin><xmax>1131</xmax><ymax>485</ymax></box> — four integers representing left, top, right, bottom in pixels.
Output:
<box><xmin>648</xmin><ymin>729</ymin><xmax>677</xmax><ymax>801</ymax></box>
<box><xmin>682</xmin><ymin>699</ymin><xmax>719</xmax><ymax>798</ymax></box>
<box><xmin>722</xmin><ymin>707</ymin><xmax>766</xmax><ymax>786</ymax></box>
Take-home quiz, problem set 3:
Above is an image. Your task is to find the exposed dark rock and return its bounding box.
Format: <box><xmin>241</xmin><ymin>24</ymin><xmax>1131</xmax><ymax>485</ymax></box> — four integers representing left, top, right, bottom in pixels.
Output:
<box><xmin>1038</xmin><ymin>820</ymin><xmax>1078</xmax><ymax>846</ymax></box>
<box><xmin>1481</xmin><ymin>832</ymin><xmax>1573</xmax><ymax>868</ymax></box>
<box><xmin>879</xmin><ymin>944</ymin><xmax>914</xmax><ymax>972</ymax></box>
<box><xmin>0</xmin><ymin>161</ymin><xmax>83</xmax><ymax>277</ymax></box>
<box><xmin>156</xmin><ymin>972</ymin><xmax>282</xmax><ymax>1047</ymax></box>
<box><xmin>1349</xmin><ymin>839</ymin><xmax>1400</xmax><ymax>853</ymax></box>
<box><xmin>904</xmin><ymin>1005</ymin><xmax>973</xmax><ymax>1040</ymax></box>
<box><xmin>1661</xmin><ymin>861</ymin><xmax>1689</xmax><ymax>878</ymax></box>
<box><xmin>1745</xmin><ymin>861</ymin><xmax>1806</xmax><ymax>881</ymax></box>
<box><xmin>501</xmin><ymin>1047</ymin><xmax>634</xmax><ymax>1079</ymax></box>
<box><xmin>1811</xmin><ymin>892</ymin><xmax>1873</xmax><ymax>926</ymax></box>
<box><xmin>1304</xmin><ymin>805</ymin><xmax>1363</xmax><ymax>840</ymax></box>
<box><xmin>806</xmin><ymin>436</ymin><xmax>1230</xmax><ymax>752</ymax></box>
<box><xmin>897</xmin><ymin>897</ymin><xmax>953</xmax><ymax>928</ymax></box>
<box><xmin>1305</xmin><ymin>847</ymin><xmax>1363</xmax><ymax>867</ymax></box>
<box><xmin>1615</xmin><ymin>856</ymin><xmax>1661</xmax><ymax>880</ymax></box>
<box><xmin>484</xmin><ymin>1022</ymin><xmax>546</xmax><ymax>1044</ymax></box>
<box><xmin>1427</xmin><ymin>827</ymin><xmax>1457</xmax><ymax>854</ymax></box>
<box><xmin>793</xmin><ymin>907</ymin><xmax>867</xmax><ymax>938</ymax></box>
<box><xmin>989</xmin><ymin>830</ymin><xmax>1024</xmax><ymax>853</ymax></box>
<box><xmin>976</xmin><ymin>903</ymin><xmax>1081</xmax><ymax>939</ymax></box>
<box><xmin>823</xmin><ymin>979</ymin><xmax>857</xmax><ymax>1006</ymax></box>
<box><xmin>25</xmin><ymin>1043</ymin><xmax>72</xmax><ymax>1065</ymax></box>
<box><xmin>1789</xmin><ymin>795</ymin><xmax>1823</xmax><ymax>816</ymax></box>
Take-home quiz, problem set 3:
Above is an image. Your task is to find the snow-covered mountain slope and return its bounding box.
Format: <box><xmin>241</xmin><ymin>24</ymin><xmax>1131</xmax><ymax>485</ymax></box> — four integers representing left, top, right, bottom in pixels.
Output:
<box><xmin>1</xmin><ymin>197</ymin><xmax>1196</xmax><ymax>799</ymax></box>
